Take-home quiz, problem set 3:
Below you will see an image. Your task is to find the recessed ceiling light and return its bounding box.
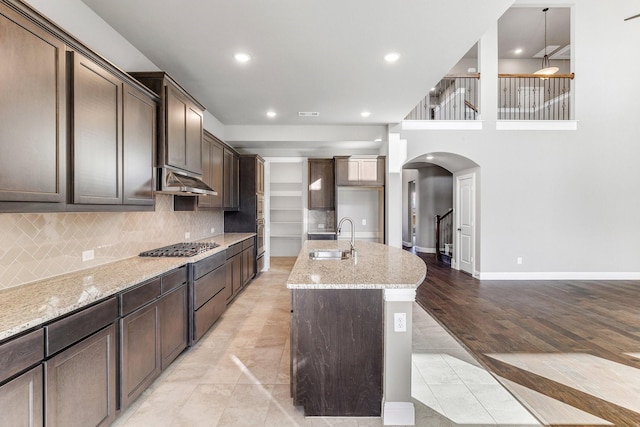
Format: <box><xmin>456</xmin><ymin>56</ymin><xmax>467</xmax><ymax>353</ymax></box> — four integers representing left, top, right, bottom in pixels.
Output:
<box><xmin>430</xmin><ymin>87</ymin><xmax>435</xmax><ymax>91</ymax></box>
<box><xmin>426</xmin><ymin>154</ymin><xmax>434</xmax><ymax>160</ymax></box>
<box><xmin>374</xmin><ymin>138</ymin><xmax>382</xmax><ymax>142</ymax></box>
<box><xmin>234</xmin><ymin>52</ymin><xmax>251</xmax><ymax>63</ymax></box>
<box><xmin>361</xmin><ymin>111</ymin><xmax>371</xmax><ymax>118</ymax></box>
<box><xmin>266</xmin><ymin>111</ymin><xmax>276</xmax><ymax>118</ymax></box>
<box><xmin>384</xmin><ymin>52</ymin><xmax>400</xmax><ymax>63</ymax></box>
<box><xmin>515</xmin><ymin>48</ymin><xmax>523</xmax><ymax>55</ymax></box>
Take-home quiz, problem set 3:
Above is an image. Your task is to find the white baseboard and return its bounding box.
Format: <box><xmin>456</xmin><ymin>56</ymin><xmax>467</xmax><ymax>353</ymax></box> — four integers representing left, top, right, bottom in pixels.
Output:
<box><xmin>402</xmin><ymin>240</ymin><xmax>412</xmax><ymax>247</ymax></box>
<box><xmin>414</xmin><ymin>246</ymin><xmax>435</xmax><ymax>254</ymax></box>
<box><xmin>383</xmin><ymin>401</ymin><xmax>415</xmax><ymax>425</ymax></box>
<box><xmin>477</xmin><ymin>271</ymin><xmax>640</xmax><ymax>280</ymax></box>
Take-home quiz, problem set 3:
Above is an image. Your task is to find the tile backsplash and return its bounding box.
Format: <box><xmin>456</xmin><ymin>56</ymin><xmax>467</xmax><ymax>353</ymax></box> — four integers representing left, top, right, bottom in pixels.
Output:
<box><xmin>308</xmin><ymin>209</ymin><xmax>335</xmax><ymax>232</ymax></box>
<box><xmin>0</xmin><ymin>195</ymin><xmax>223</xmax><ymax>290</ymax></box>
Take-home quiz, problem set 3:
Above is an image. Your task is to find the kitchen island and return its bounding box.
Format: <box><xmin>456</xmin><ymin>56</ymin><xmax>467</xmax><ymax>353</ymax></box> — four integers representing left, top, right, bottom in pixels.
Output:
<box><xmin>287</xmin><ymin>240</ymin><xmax>426</xmax><ymax>426</ymax></box>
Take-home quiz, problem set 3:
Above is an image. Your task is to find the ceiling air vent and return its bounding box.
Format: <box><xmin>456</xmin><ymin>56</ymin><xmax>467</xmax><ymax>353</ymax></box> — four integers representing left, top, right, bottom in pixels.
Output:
<box><xmin>298</xmin><ymin>111</ymin><xmax>319</xmax><ymax>117</ymax></box>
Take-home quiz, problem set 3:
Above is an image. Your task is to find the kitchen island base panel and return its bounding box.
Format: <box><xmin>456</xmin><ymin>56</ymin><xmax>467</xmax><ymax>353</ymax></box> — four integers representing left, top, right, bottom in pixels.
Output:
<box><xmin>291</xmin><ymin>289</ymin><xmax>383</xmax><ymax>417</ymax></box>
<box><xmin>382</xmin><ymin>401</ymin><xmax>416</xmax><ymax>426</ymax></box>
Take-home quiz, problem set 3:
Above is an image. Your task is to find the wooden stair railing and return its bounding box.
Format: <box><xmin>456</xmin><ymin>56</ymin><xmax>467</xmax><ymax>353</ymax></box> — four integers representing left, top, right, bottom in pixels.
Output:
<box><xmin>435</xmin><ymin>208</ymin><xmax>454</xmax><ymax>262</ymax></box>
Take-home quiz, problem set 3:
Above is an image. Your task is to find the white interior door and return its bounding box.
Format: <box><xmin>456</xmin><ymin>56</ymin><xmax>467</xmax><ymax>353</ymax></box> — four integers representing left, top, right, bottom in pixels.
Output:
<box><xmin>456</xmin><ymin>174</ymin><xmax>475</xmax><ymax>275</ymax></box>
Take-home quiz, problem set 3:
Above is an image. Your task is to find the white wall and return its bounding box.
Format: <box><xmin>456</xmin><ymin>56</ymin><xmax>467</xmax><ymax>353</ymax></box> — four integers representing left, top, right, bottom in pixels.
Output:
<box><xmin>399</xmin><ymin>0</ymin><xmax>640</xmax><ymax>278</ymax></box>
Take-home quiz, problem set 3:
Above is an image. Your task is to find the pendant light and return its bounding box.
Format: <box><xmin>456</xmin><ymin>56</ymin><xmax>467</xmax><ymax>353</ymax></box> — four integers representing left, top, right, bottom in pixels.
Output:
<box><xmin>534</xmin><ymin>8</ymin><xmax>559</xmax><ymax>77</ymax></box>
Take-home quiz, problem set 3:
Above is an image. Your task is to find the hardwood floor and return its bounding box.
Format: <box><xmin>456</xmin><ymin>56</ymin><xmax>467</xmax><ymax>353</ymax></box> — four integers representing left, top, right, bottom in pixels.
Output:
<box><xmin>413</xmin><ymin>252</ymin><xmax>640</xmax><ymax>426</ymax></box>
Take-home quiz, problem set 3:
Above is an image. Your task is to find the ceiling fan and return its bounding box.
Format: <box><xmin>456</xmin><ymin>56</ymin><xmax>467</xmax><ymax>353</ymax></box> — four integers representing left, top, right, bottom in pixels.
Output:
<box><xmin>624</xmin><ymin>13</ymin><xmax>640</xmax><ymax>21</ymax></box>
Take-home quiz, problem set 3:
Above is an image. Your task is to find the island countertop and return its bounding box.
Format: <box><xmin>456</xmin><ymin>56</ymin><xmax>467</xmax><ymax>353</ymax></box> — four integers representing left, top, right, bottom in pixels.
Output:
<box><xmin>286</xmin><ymin>240</ymin><xmax>426</xmax><ymax>290</ymax></box>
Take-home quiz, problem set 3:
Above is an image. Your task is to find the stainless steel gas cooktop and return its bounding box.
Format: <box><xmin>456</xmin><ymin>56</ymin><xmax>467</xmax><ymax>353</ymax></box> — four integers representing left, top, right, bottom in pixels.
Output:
<box><xmin>139</xmin><ymin>242</ymin><xmax>219</xmax><ymax>257</ymax></box>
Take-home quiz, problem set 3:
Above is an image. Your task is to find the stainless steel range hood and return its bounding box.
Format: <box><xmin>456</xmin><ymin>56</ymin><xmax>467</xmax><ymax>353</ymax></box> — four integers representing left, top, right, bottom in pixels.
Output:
<box><xmin>157</xmin><ymin>165</ymin><xmax>217</xmax><ymax>196</ymax></box>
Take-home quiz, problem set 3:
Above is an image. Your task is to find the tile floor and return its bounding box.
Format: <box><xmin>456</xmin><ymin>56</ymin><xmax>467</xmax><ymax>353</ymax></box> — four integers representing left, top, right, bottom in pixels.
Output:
<box><xmin>112</xmin><ymin>258</ymin><xmax>541</xmax><ymax>427</ymax></box>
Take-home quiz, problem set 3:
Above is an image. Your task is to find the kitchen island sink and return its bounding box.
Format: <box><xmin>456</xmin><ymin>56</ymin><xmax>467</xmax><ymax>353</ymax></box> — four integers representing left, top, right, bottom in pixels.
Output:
<box><xmin>308</xmin><ymin>249</ymin><xmax>350</xmax><ymax>260</ymax></box>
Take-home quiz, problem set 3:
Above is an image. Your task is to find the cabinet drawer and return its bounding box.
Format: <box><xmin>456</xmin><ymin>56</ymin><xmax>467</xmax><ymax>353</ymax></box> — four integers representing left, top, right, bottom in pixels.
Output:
<box><xmin>45</xmin><ymin>297</ymin><xmax>118</xmax><ymax>357</ymax></box>
<box><xmin>242</xmin><ymin>237</ymin><xmax>255</xmax><ymax>250</ymax></box>
<box><xmin>120</xmin><ymin>278</ymin><xmax>161</xmax><ymax>316</ymax></box>
<box><xmin>0</xmin><ymin>329</ymin><xmax>44</xmax><ymax>383</ymax></box>
<box><xmin>193</xmin><ymin>290</ymin><xmax>226</xmax><ymax>342</ymax></box>
<box><xmin>225</xmin><ymin>242</ymin><xmax>242</xmax><ymax>259</ymax></box>
<box><xmin>161</xmin><ymin>266</ymin><xmax>188</xmax><ymax>293</ymax></box>
<box><xmin>193</xmin><ymin>264</ymin><xmax>225</xmax><ymax>309</ymax></box>
<box><xmin>193</xmin><ymin>251</ymin><xmax>225</xmax><ymax>280</ymax></box>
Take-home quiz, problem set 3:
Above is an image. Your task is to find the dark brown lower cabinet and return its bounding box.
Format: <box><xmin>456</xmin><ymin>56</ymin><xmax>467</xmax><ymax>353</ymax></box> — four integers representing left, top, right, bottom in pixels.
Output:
<box><xmin>46</xmin><ymin>324</ymin><xmax>117</xmax><ymax>427</ymax></box>
<box><xmin>291</xmin><ymin>289</ymin><xmax>383</xmax><ymax>417</ymax></box>
<box><xmin>0</xmin><ymin>365</ymin><xmax>43</xmax><ymax>426</ymax></box>
<box><xmin>159</xmin><ymin>284</ymin><xmax>188</xmax><ymax>370</ymax></box>
<box><xmin>192</xmin><ymin>253</ymin><xmax>226</xmax><ymax>343</ymax></box>
<box><xmin>224</xmin><ymin>243</ymin><xmax>243</xmax><ymax>303</ymax></box>
<box><xmin>119</xmin><ymin>267</ymin><xmax>188</xmax><ymax>409</ymax></box>
<box><xmin>242</xmin><ymin>242</ymin><xmax>255</xmax><ymax>286</ymax></box>
<box><xmin>120</xmin><ymin>303</ymin><xmax>160</xmax><ymax>409</ymax></box>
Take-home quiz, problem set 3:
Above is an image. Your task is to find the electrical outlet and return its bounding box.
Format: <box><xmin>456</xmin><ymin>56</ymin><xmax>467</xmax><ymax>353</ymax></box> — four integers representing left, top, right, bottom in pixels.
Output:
<box><xmin>185</xmin><ymin>232</ymin><xmax>190</xmax><ymax>240</ymax></box>
<box><xmin>82</xmin><ymin>249</ymin><xmax>94</xmax><ymax>262</ymax></box>
<box><xmin>517</xmin><ymin>257</ymin><xmax>523</xmax><ymax>265</ymax></box>
<box><xmin>210</xmin><ymin>227</ymin><xmax>215</xmax><ymax>234</ymax></box>
<box><xmin>394</xmin><ymin>312</ymin><xmax>407</xmax><ymax>332</ymax></box>
<box><xmin>362</xmin><ymin>218</ymin><xmax>367</xmax><ymax>226</ymax></box>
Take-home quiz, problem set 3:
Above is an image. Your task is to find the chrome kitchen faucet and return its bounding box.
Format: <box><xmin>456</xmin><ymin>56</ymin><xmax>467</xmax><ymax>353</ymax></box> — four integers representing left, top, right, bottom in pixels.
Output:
<box><xmin>337</xmin><ymin>217</ymin><xmax>356</xmax><ymax>257</ymax></box>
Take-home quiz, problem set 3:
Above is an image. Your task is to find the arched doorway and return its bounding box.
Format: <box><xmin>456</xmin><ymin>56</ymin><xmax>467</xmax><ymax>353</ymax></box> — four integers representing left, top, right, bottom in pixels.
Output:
<box><xmin>401</xmin><ymin>152</ymin><xmax>479</xmax><ymax>276</ymax></box>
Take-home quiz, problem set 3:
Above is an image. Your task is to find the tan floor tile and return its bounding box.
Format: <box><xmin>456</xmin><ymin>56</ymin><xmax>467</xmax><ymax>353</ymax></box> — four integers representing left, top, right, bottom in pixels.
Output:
<box><xmin>216</xmin><ymin>384</ymin><xmax>274</xmax><ymax>426</ymax></box>
<box><xmin>171</xmin><ymin>384</ymin><xmax>234</xmax><ymax>427</ymax></box>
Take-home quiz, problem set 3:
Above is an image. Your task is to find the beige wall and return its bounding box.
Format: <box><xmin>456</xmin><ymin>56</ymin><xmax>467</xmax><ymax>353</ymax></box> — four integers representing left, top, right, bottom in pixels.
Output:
<box><xmin>0</xmin><ymin>195</ymin><xmax>223</xmax><ymax>290</ymax></box>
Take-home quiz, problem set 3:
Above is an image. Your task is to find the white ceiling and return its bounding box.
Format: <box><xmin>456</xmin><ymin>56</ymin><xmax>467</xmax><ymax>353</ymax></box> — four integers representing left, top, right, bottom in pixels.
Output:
<box><xmin>81</xmin><ymin>0</ymin><xmax>515</xmax><ymax>128</ymax></box>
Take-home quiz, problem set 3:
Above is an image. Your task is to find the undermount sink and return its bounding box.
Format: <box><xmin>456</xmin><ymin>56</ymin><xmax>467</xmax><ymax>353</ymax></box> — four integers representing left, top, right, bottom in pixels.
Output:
<box><xmin>309</xmin><ymin>249</ymin><xmax>350</xmax><ymax>260</ymax></box>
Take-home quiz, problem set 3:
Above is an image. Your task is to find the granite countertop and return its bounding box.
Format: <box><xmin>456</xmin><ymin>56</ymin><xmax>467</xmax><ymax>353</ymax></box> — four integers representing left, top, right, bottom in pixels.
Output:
<box><xmin>286</xmin><ymin>240</ymin><xmax>426</xmax><ymax>290</ymax></box>
<box><xmin>0</xmin><ymin>233</ymin><xmax>255</xmax><ymax>342</ymax></box>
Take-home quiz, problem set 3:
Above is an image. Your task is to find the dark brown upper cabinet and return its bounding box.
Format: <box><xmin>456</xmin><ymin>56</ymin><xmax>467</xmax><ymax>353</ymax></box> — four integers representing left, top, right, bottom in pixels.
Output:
<box><xmin>197</xmin><ymin>131</ymin><xmax>223</xmax><ymax>209</ymax></box>
<box><xmin>129</xmin><ymin>72</ymin><xmax>205</xmax><ymax>176</ymax></box>
<box><xmin>175</xmin><ymin>130</ymin><xmax>223</xmax><ymax>211</ymax></box>
<box><xmin>0</xmin><ymin>5</ymin><xmax>66</xmax><ymax>210</ymax></box>
<box><xmin>123</xmin><ymin>84</ymin><xmax>156</xmax><ymax>206</ymax></box>
<box><xmin>224</xmin><ymin>154</ymin><xmax>264</xmax><ymax>233</ymax></box>
<box><xmin>256</xmin><ymin>157</ymin><xmax>264</xmax><ymax>195</ymax></box>
<box><xmin>70</xmin><ymin>53</ymin><xmax>156</xmax><ymax>207</ymax></box>
<box><xmin>335</xmin><ymin>156</ymin><xmax>386</xmax><ymax>187</ymax></box>
<box><xmin>71</xmin><ymin>52</ymin><xmax>123</xmax><ymax>205</ymax></box>
<box><xmin>223</xmin><ymin>147</ymin><xmax>239</xmax><ymax>210</ymax></box>
<box><xmin>1</xmin><ymin>1</ymin><xmax>158</xmax><ymax>212</ymax></box>
<box><xmin>308</xmin><ymin>158</ymin><xmax>335</xmax><ymax>209</ymax></box>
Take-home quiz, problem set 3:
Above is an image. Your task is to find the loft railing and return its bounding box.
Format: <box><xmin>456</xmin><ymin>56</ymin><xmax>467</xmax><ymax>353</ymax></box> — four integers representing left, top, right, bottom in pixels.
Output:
<box><xmin>405</xmin><ymin>74</ymin><xmax>480</xmax><ymax>120</ymax></box>
<box><xmin>435</xmin><ymin>208</ymin><xmax>454</xmax><ymax>262</ymax></box>
<box><xmin>498</xmin><ymin>73</ymin><xmax>575</xmax><ymax>120</ymax></box>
